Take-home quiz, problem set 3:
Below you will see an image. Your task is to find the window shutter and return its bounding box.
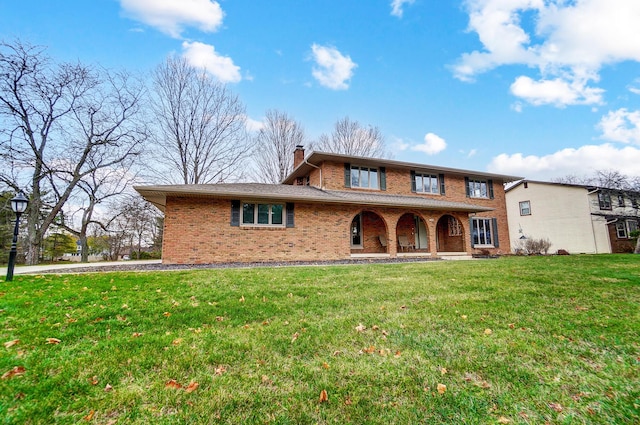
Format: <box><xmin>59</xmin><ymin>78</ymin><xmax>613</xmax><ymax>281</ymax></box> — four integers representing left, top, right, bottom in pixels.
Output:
<box><xmin>410</xmin><ymin>171</ymin><xmax>416</xmax><ymax>193</ymax></box>
<box><xmin>230</xmin><ymin>200</ymin><xmax>240</xmax><ymax>226</ymax></box>
<box><xmin>488</xmin><ymin>179</ymin><xmax>494</xmax><ymax>199</ymax></box>
<box><xmin>439</xmin><ymin>174</ymin><xmax>445</xmax><ymax>195</ymax></box>
<box><xmin>286</xmin><ymin>203</ymin><xmax>295</xmax><ymax>228</ymax></box>
<box><xmin>344</xmin><ymin>163</ymin><xmax>351</xmax><ymax>188</ymax></box>
<box><xmin>492</xmin><ymin>217</ymin><xmax>499</xmax><ymax>247</ymax></box>
<box><xmin>380</xmin><ymin>167</ymin><xmax>386</xmax><ymax>191</ymax></box>
<box><xmin>469</xmin><ymin>217</ymin><xmax>475</xmax><ymax>247</ymax></box>
<box><xmin>465</xmin><ymin>177</ymin><xmax>470</xmax><ymax>197</ymax></box>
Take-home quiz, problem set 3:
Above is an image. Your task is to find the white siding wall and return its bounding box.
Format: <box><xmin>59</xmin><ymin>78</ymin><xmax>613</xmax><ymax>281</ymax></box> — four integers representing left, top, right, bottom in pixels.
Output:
<box><xmin>506</xmin><ymin>183</ymin><xmax>603</xmax><ymax>254</ymax></box>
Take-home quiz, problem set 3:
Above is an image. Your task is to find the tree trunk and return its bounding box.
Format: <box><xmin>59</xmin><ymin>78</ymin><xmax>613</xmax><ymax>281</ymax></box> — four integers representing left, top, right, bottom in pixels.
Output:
<box><xmin>80</xmin><ymin>235</ymin><xmax>89</xmax><ymax>262</ymax></box>
<box><xmin>634</xmin><ymin>236</ymin><xmax>640</xmax><ymax>254</ymax></box>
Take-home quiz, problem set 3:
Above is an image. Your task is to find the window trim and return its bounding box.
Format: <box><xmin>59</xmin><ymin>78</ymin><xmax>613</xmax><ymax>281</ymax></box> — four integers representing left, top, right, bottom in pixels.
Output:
<box><xmin>471</xmin><ymin>217</ymin><xmax>498</xmax><ymax>248</ymax></box>
<box><xmin>412</xmin><ymin>172</ymin><xmax>444</xmax><ymax>195</ymax></box>
<box><xmin>519</xmin><ymin>200</ymin><xmax>531</xmax><ymax>216</ymax></box>
<box><xmin>598</xmin><ymin>191</ymin><xmax>612</xmax><ymax>210</ymax></box>
<box><xmin>616</xmin><ymin>221</ymin><xmax>628</xmax><ymax>239</ymax></box>
<box><xmin>240</xmin><ymin>202</ymin><xmax>286</xmax><ymax>227</ymax></box>
<box><xmin>465</xmin><ymin>177</ymin><xmax>494</xmax><ymax>199</ymax></box>
<box><xmin>350</xmin><ymin>165</ymin><xmax>380</xmax><ymax>190</ymax></box>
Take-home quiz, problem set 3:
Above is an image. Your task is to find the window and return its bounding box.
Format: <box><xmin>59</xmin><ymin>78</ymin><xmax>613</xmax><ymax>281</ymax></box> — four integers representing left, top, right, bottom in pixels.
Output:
<box><xmin>628</xmin><ymin>220</ymin><xmax>638</xmax><ymax>235</ymax></box>
<box><xmin>519</xmin><ymin>200</ymin><xmax>531</xmax><ymax>216</ymax></box>
<box><xmin>350</xmin><ymin>166</ymin><xmax>379</xmax><ymax>189</ymax></box>
<box><xmin>351</xmin><ymin>214</ymin><xmax>362</xmax><ymax>248</ymax></box>
<box><xmin>616</xmin><ymin>221</ymin><xmax>627</xmax><ymax>238</ymax></box>
<box><xmin>617</xmin><ymin>194</ymin><xmax>625</xmax><ymax>207</ymax></box>
<box><xmin>471</xmin><ymin>217</ymin><xmax>497</xmax><ymax>247</ymax></box>
<box><xmin>465</xmin><ymin>178</ymin><xmax>493</xmax><ymax>199</ymax></box>
<box><xmin>632</xmin><ymin>198</ymin><xmax>639</xmax><ymax>209</ymax></box>
<box><xmin>412</xmin><ymin>172</ymin><xmax>444</xmax><ymax>194</ymax></box>
<box><xmin>598</xmin><ymin>191</ymin><xmax>612</xmax><ymax>210</ymax></box>
<box><xmin>242</xmin><ymin>203</ymin><xmax>284</xmax><ymax>226</ymax></box>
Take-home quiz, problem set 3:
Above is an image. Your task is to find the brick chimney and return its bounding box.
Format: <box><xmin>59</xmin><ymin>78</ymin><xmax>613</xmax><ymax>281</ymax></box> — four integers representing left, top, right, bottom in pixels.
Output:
<box><xmin>293</xmin><ymin>145</ymin><xmax>305</xmax><ymax>168</ymax></box>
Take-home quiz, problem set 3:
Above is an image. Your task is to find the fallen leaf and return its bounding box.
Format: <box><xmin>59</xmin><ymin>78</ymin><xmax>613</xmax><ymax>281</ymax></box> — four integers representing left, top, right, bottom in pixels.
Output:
<box><xmin>394</xmin><ymin>351</ymin><xmax>402</xmax><ymax>358</ymax></box>
<box><xmin>46</xmin><ymin>338</ymin><xmax>61</xmax><ymax>345</ymax></box>
<box><xmin>549</xmin><ymin>403</ymin><xmax>563</xmax><ymax>413</ymax></box>
<box><xmin>90</xmin><ymin>376</ymin><xmax>99</xmax><ymax>385</ymax></box>
<box><xmin>497</xmin><ymin>416</ymin><xmax>511</xmax><ymax>424</ymax></box>
<box><xmin>172</xmin><ymin>338</ymin><xmax>183</xmax><ymax>346</ymax></box>
<box><xmin>215</xmin><ymin>365</ymin><xmax>226</xmax><ymax>375</ymax></box>
<box><xmin>184</xmin><ymin>382</ymin><xmax>199</xmax><ymax>393</ymax></box>
<box><xmin>163</xmin><ymin>312</ymin><xmax>171</xmax><ymax>317</ymax></box>
<box><xmin>441</xmin><ymin>367</ymin><xmax>448</xmax><ymax>375</ymax></box>
<box><xmin>484</xmin><ymin>329</ymin><xmax>493</xmax><ymax>335</ymax></box>
<box><xmin>132</xmin><ymin>332</ymin><xmax>143</xmax><ymax>338</ymax></box>
<box><xmin>378</xmin><ymin>349</ymin><xmax>389</xmax><ymax>356</ymax></box>
<box><xmin>215</xmin><ymin>316</ymin><xmax>224</xmax><ymax>321</ymax></box>
<box><xmin>355</xmin><ymin>323</ymin><xmax>366</xmax><ymax>332</ymax></box>
<box><xmin>322</xmin><ymin>362</ymin><xmax>330</xmax><ymax>369</ymax></box>
<box><xmin>371</xmin><ymin>325</ymin><xmax>380</xmax><ymax>331</ymax></box>
<box><xmin>508</xmin><ymin>323</ymin><xmax>515</xmax><ymax>329</ymax></box>
<box><xmin>83</xmin><ymin>410</ymin><xmax>95</xmax><ymax>421</ymax></box>
<box><xmin>319</xmin><ymin>389</ymin><xmax>329</xmax><ymax>403</ymax></box>
<box><xmin>291</xmin><ymin>332</ymin><xmax>299</xmax><ymax>343</ymax></box>
<box><xmin>104</xmin><ymin>383</ymin><xmax>113</xmax><ymax>392</ymax></box>
<box><xmin>165</xmin><ymin>379</ymin><xmax>182</xmax><ymax>389</ymax></box>
<box><xmin>437</xmin><ymin>383</ymin><xmax>447</xmax><ymax>394</ymax></box>
<box><xmin>1</xmin><ymin>366</ymin><xmax>25</xmax><ymax>380</ymax></box>
<box><xmin>363</xmin><ymin>345</ymin><xmax>376</xmax><ymax>354</ymax></box>
<box><xmin>4</xmin><ymin>339</ymin><xmax>19</xmax><ymax>348</ymax></box>
<box><xmin>239</xmin><ymin>295</ymin><xmax>245</xmax><ymax>303</ymax></box>
<box><xmin>461</xmin><ymin>315</ymin><xmax>468</xmax><ymax>320</ymax></box>
<box><xmin>344</xmin><ymin>396</ymin><xmax>352</xmax><ymax>405</ymax></box>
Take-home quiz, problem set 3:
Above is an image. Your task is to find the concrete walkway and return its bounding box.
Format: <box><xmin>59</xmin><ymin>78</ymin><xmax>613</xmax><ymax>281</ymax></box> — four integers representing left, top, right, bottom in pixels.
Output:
<box><xmin>1</xmin><ymin>259</ymin><xmax>162</xmax><ymax>276</ymax></box>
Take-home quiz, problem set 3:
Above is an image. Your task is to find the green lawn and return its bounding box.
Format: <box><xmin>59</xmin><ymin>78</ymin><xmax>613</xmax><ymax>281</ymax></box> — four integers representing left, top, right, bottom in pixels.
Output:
<box><xmin>1</xmin><ymin>255</ymin><xmax>638</xmax><ymax>424</ymax></box>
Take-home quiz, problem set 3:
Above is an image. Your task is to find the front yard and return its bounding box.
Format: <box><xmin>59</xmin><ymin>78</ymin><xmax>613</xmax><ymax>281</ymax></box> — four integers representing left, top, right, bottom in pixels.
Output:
<box><xmin>1</xmin><ymin>255</ymin><xmax>638</xmax><ymax>424</ymax></box>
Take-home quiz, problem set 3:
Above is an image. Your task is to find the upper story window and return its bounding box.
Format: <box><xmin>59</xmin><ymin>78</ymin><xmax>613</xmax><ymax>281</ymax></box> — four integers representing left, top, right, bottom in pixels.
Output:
<box><xmin>632</xmin><ymin>198</ymin><xmax>639</xmax><ymax>209</ymax></box>
<box><xmin>598</xmin><ymin>191</ymin><xmax>612</xmax><ymax>210</ymax></box>
<box><xmin>411</xmin><ymin>172</ymin><xmax>444</xmax><ymax>195</ymax></box>
<box><xmin>519</xmin><ymin>200</ymin><xmax>531</xmax><ymax>216</ymax></box>
<box><xmin>617</xmin><ymin>194</ymin><xmax>625</xmax><ymax>207</ymax></box>
<box><xmin>465</xmin><ymin>177</ymin><xmax>494</xmax><ymax>199</ymax></box>
<box><xmin>344</xmin><ymin>164</ymin><xmax>386</xmax><ymax>190</ymax></box>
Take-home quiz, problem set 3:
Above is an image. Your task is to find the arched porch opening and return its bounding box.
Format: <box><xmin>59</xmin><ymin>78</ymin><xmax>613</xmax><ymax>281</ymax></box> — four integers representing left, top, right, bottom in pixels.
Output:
<box><xmin>436</xmin><ymin>214</ymin><xmax>465</xmax><ymax>253</ymax></box>
<box><xmin>350</xmin><ymin>210</ymin><xmax>388</xmax><ymax>255</ymax></box>
<box><xmin>396</xmin><ymin>213</ymin><xmax>429</xmax><ymax>252</ymax></box>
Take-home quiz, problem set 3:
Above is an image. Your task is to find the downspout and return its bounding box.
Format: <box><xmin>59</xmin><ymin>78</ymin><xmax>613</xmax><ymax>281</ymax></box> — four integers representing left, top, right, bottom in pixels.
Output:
<box><xmin>304</xmin><ymin>159</ymin><xmax>322</xmax><ymax>189</ymax></box>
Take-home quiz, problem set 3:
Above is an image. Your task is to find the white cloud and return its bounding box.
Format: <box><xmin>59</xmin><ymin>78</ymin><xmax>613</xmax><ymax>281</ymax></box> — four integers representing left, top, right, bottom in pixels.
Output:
<box><xmin>182</xmin><ymin>41</ymin><xmax>241</xmax><ymax>83</ymax></box>
<box><xmin>390</xmin><ymin>136</ymin><xmax>410</xmax><ymax>151</ymax></box>
<box><xmin>310</xmin><ymin>44</ymin><xmax>357</xmax><ymax>90</ymax></box>
<box><xmin>245</xmin><ymin>116</ymin><xmax>264</xmax><ymax>133</ymax></box>
<box><xmin>455</xmin><ymin>0</ymin><xmax>640</xmax><ymax>107</ymax></box>
<box><xmin>488</xmin><ymin>143</ymin><xmax>640</xmax><ymax>180</ymax></box>
<box><xmin>598</xmin><ymin>109</ymin><xmax>640</xmax><ymax>144</ymax></box>
<box><xmin>391</xmin><ymin>0</ymin><xmax>415</xmax><ymax>18</ymax></box>
<box><xmin>510</xmin><ymin>76</ymin><xmax>604</xmax><ymax>107</ymax></box>
<box><xmin>120</xmin><ymin>0</ymin><xmax>224</xmax><ymax>38</ymax></box>
<box><xmin>412</xmin><ymin>133</ymin><xmax>447</xmax><ymax>155</ymax></box>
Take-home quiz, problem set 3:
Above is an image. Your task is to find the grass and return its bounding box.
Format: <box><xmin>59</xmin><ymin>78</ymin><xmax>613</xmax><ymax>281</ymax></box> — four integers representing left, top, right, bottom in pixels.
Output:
<box><xmin>0</xmin><ymin>255</ymin><xmax>638</xmax><ymax>424</ymax></box>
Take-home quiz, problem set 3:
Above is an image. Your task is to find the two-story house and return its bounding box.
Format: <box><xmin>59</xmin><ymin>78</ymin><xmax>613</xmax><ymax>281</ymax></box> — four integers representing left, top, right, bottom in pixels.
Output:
<box><xmin>505</xmin><ymin>180</ymin><xmax>640</xmax><ymax>254</ymax></box>
<box><xmin>135</xmin><ymin>147</ymin><xmax>521</xmax><ymax>264</ymax></box>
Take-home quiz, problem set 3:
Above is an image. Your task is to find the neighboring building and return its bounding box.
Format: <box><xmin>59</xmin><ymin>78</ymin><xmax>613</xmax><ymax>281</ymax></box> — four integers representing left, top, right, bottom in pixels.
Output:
<box><xmin>135</xmin><ymin>147</ymin><xmax>521</xmax><ymax>264</ymax></box>
<box><xmin>505</xmin><ymin>180</ymin><xmax>640</xmax><ymax>254</ymax></box>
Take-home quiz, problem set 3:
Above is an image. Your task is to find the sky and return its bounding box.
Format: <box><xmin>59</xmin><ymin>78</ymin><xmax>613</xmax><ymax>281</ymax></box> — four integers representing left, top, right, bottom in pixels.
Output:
<box><xmin>2</xmin><ymin>0</ymin><xmax>640</xmax><ymax>182</ymax></box>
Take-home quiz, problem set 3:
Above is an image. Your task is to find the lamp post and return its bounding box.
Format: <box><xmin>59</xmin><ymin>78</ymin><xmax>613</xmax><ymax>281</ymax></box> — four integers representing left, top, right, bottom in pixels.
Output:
<box><xmin>5</xmin><ymin>192</ymin><xmax>29</xmax><ymax>282</ymax></box>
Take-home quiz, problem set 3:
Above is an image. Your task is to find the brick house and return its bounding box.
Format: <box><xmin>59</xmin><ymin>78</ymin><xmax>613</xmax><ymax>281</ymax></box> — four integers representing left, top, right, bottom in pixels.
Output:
<box><xmin>506</xmin><ymin>180</ymin><xmax>640</xmax><ymax>254</ymax></box>
<box><xmin>135</xmin><ymin>147</ymin><xmax>521</xmax><ymax>264</ymax></box>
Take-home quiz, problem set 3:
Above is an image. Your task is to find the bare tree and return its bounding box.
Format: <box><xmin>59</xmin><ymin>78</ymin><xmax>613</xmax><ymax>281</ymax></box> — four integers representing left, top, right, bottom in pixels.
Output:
<box><xmin>315</xmin><ymin>116</ymin><xmax>388</xmax><ymax>158</ymax></box>
<box><xmin>150</xmin><ymin>57</ymin><xmax>251</xmax><ymax>184</ymax></box>
<box><xmin>252</xmin><ymin>109</ymin><xmax>306</xmax><ymax>183</ymax></box>
<box><xmin>0</xmin><ymin>40</ymin><xmax>147</xmax><ymax>264</ymax></box>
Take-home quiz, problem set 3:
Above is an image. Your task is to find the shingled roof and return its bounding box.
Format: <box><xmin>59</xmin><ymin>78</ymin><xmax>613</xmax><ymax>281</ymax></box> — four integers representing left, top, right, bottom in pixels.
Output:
<box><xmin>134</xmin><ymin>183</ymin><xmax>494</xmax><ymax>213</ymax></box>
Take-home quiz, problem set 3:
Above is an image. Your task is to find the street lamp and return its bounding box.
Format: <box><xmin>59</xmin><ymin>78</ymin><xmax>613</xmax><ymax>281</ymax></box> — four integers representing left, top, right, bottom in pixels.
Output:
<box><xmin>5</xmin><ymin>192</ymin><xmax>29</xmax><ymax>282</ymax></box>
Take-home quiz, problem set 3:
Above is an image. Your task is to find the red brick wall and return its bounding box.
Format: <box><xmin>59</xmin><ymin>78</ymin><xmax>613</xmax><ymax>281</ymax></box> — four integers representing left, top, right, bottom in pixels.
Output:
<box><xmin>161</xmin><ymin>163</ymin><xmax>513</xmax><ymax>263</ymax></box>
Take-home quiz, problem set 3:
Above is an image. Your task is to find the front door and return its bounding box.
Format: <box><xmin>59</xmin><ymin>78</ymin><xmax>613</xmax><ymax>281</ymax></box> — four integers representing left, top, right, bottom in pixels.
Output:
<box><xmin>414</xmin><ymin>216</ymin><xmax>428</xmax><ymax>249</ymax></box>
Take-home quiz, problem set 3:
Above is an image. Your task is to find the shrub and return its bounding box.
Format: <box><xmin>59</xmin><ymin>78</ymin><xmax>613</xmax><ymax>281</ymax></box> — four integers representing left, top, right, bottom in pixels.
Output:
<box><xmin>513</xmin><ymin>237</ymin><xmax>552</xmax><ymax>255</ymax></box>
<box><xmin>557</xmin><ymin>249</ymin><xmax>570</xmax><ymax>255</ymax></box>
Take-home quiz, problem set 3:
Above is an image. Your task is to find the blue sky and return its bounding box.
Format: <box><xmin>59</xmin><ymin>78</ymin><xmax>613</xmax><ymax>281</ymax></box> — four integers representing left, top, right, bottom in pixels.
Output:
<box><xmin>2</xmin><ymin>0</ymin><xmax>640</xmax><ymax>181</ymax></box>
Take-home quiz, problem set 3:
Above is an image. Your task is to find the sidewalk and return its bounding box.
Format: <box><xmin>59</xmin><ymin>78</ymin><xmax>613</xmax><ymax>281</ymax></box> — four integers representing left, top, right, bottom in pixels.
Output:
<box><xmin>0</xmin><ymin>259</ymin><xmax>162</xmax><ymax>276</ymax></box>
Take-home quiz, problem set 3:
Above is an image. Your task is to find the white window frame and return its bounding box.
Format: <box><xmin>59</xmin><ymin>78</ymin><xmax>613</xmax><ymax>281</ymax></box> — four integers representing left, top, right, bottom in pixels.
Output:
<box><xmin>519</xmin><ymin>200</ymin><xmax>531</xmax><ymax>216</ymax></box>
<box><xmin>415</xmin><ymin>173</ymin><xmax>440</xmax><ymax>194</ymax></box>
<box><xmin>616</xmin><ymin>221</ymin><xmax>627</xmax><ymax>238</ymax></box>
<box><xmin>598</xmin><ymin>192</ymin><xmax>612</xmax><ymax>210</ymax></box>
<box><xmin>468</xmin><ymin>179</ymin><xmax>489</xmax><ymax>199</ymax></box>
<box><xmin>241</xmin><ymin>202</ymin><xmax>285</xmax><ymax>227</ymax></box>
<box><xmin>471</xmin><ymin>217</ymin><xmax>495</xmax><ymax>247</ymax></box>
<box><xmin>350</xmin><ymin>166</ymin><xmax>379</xmax><ymax>190</ymax></box>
